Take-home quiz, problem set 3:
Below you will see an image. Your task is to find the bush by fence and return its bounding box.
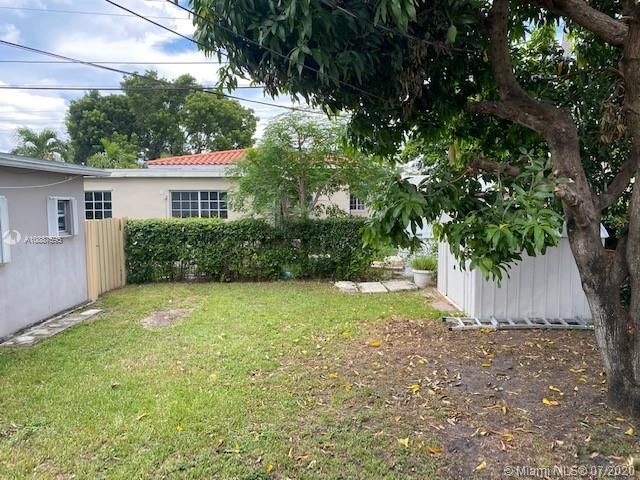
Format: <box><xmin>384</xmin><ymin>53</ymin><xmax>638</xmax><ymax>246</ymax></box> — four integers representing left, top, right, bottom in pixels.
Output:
<box><xmin>125</xmin><ymin>218</ymin><xmax>376</xmax><ymax>283</ymax></box>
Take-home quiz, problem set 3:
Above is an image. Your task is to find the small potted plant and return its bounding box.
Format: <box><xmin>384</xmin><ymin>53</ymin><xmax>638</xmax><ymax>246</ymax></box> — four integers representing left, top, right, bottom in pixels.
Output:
<box><xmin>411</xmin><ymin>256</ymin><xmax>437</xmax><ymax>288</ymax></box>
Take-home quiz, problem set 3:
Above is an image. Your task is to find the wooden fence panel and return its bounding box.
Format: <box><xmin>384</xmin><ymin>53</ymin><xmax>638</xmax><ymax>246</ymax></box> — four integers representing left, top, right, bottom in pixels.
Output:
<box><xmin>85</xmin><ymin>218</ymin><xmax>126</xmax><ymax>301</ymax></box>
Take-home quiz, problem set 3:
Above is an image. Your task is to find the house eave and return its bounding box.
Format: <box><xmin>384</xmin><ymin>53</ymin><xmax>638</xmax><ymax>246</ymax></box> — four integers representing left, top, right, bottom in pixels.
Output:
<box><xmin>0</xmin><ymin>153</ymin><xmax>109</xmax><ymax>176</ymax></box>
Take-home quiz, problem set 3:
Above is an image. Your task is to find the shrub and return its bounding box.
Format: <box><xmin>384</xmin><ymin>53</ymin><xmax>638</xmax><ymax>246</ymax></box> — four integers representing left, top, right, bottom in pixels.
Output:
<box><xmin>411</xmin><ymin>256</ymin><xmax>437</xmax><ymax>271</ymax></box>
<box><xmin>125</xmin><ymin>217</ymin><xmax>376</xmax><ymax>283</ymax></box>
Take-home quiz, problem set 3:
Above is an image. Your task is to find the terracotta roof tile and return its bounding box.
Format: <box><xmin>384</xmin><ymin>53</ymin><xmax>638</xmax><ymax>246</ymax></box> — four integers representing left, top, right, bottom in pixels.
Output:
<box><xmin>147</xmin><ymin>149</ymin><xmax>247</xmax><ymax>166</ymax></box>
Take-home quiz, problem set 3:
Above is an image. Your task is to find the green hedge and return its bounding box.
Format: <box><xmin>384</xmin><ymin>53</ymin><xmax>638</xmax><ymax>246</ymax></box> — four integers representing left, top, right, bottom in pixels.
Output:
<box><xmin>125</xmin><ymin>218</ymin><xmax>376</xmax><ymax>283</ymax></box>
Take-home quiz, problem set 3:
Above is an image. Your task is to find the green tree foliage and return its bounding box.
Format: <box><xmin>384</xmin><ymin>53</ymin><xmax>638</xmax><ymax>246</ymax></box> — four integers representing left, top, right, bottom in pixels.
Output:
<box><xmin>230</xmin><ymin>113</ymin><xmax>392</xmax><ymax>220</ymax></box>
<box><xmin>66</xmin><ymin>72</ymin><xmax>258</xmax><ymax>163</ymax></box>
<box><xmin>10</xmin><ymin>127</ymin><xmax>69</xmax><ymax>161</ymax></box>
<box><xmin>190</xmin><ymin>0</ymin><xmax>640</xmax><ymax>416</ymax></box>
<box><xmin>121</xmin><ymin>71</ymin><xmax>198</xmax><ymax>159</ymax></box>
<box><xmin>86</xmin><ymin>133</ymin><xmax>139</xmax><ymax>169</ymax></box>
<box><xmin>66</xmin><ymin>91</ymin><xmax>135</xmax><ymax>164</ymax></box>
<box><xmin>182</xmin><ymin>92</ymin><xmax>256</xmax><ymax>152</ymax></box>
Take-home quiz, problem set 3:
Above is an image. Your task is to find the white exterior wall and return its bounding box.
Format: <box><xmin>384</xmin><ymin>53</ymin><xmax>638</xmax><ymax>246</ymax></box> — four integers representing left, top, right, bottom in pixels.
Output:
<box><xmin>85</xmin><ymin>176</ymin><xmax>366</xmax><ymax>219</ymax></box>
<box><xmin>84</xmin><ymin>176</ymin><xmax>244</xmax><ymax>220</ymax></box>
<box><xmin>0</xmin><ymin>168</ymin><xmax>89</xmax><ymax>338</ymax></box>
<box><xmin>437</xmin><ymin>238</ymin><xmax>593</xmax><ymax>320</ymax></box>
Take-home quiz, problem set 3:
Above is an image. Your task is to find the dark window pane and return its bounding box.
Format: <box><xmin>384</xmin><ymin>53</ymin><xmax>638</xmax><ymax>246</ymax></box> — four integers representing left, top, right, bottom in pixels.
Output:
<box><xmin>220</xmin><ymin>211</ymin><xmax>228</xmax><ymax>219</ymax></box>
<box><xmin>95</xmin><ymin>202</ymin><xmax>103</xmax><ymax>210</ymax></box>
<box><xmin>104</xmin><ymin>202</ymin><xmax>112</xmax><ymax>210</ymax></box>
<box><xmin>95</xmin><ymin>211</ymin><xmax>103</xmax><ymax>220</ymax></box>
<box><xmin>201</xmin><ymin>192</ymin><xmax>209</xmax><ymax>200</ymax></box>
<box><xmin>190</xmin><ymin>192</ymin><xmax>198</xmax><ymax>200</ymax></box>
<box><xmin>94</xmin><ymin>192</ymin><xmax>103</xmax><ymax>201</ymax></box>
<box><xmin>104</xmin><ymin>192</ymin><xmax>111</xmax><ymax>201</ymax></box>
<box><xmin>86</xmin><ymin>211</ymin><xmax>94</xmax><ymax>220</ymax></box>
<box><xmin>104</xmin><ymin>210</ymin><xmax>112</xmax><ymax>219</ymax></box>
<box><xmin>85</xmin><ymin>192</ymin><xmax>92</xmax><ymax>201</ymax></box>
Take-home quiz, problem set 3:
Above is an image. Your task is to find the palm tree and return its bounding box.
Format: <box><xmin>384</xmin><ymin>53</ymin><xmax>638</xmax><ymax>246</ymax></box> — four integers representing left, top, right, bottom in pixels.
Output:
<box><xmin>10</xmin><ymin>127</ymin><xmax>69</xmax><ymax>161</ymax></box>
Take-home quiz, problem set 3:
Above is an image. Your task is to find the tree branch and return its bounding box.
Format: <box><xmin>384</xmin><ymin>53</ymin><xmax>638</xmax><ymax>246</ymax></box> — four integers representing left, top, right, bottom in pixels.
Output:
<box><xmin>596</xmin><ymin>156</ymin><xmax>637</xmax><ymax>210</ymax></box>
<box><xmin>466</xmin><ymin>155</ymin><xmax>521</xmax><ymax>177</ymax></box>
<box><xmin>525</xmin><ymin>0</ymin><xmax>627</xmax><ymax>46</ymax></box>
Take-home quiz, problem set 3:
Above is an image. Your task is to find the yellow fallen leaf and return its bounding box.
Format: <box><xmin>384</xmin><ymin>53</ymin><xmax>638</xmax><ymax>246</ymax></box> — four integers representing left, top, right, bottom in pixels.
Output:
<box><xmin>616</xmin><ymin>417</ymin><xmax>626</xmax><ymax>422</ymax></box>
<box><xmin>485</xmin><ymin>352</ymin><xmax>494</xmax><ymax>359</ymax></box>
<box><xmin>549</xmin><ymin>385</ymin><xmax>562</xmax><ymax>393</ymax></box>
<box><xmin>479</xmin><ymin>327</ymin><xmax>494</xmax><ymax>333</ymax></box>
<box><xmin>176</xmin><ymin>424</ymin><xmax>184</xmax><ymax>432</ymax></box>
<box><xmin>136</xmin><ymin>413</ymin><xmax>149</xmax><ymax>421</ymax></box>
<box><xmin>475</xmin><ymin>460</ymin><xmax>487</xmax><ymax>471</ymax></box>
<box><xmin>397</xmin><ymin>437</ymin><xmax>410</xmax><ymax>447</ymax></box>
<box><xmin>326</xmin><ymin>372</ymin><xmax>338</xmax><ymax>379</ymax></box>
<box><xmin>266</xmin><ymin>464</ymin><xmax>273</xmax><ymax>473</ymax></box>
<box><xmin>427</xmin><ymin>446</ymin><xmax>443</xmax><ymax>455</ymax></box>
<box><xmin>481</xmin><ymin>362</ymin><xmax>492</xmax><ymax>368</ymax></box>
<box><xmin>542</xmin><ymin>397</ymin><xmax>560</xmax><ymax>406</ymax></box>
<box><xmin>624</xmin><ymin>427</ymin><xmax>635</xmax><ymax>436</ymax></box>
<box><xmin>369</xmin><ymin>340</ymin><xmax>382</xmax><ymax>347</ymax></box>
<box><xmin>409</xmin><ymin>384</ymin><xmax>421</xmax><ymax>394</ymax></box>
<box><xmin>502</xmin><ymin>433</ymin><xmax>513</xmax><ymax>442</ymax></box>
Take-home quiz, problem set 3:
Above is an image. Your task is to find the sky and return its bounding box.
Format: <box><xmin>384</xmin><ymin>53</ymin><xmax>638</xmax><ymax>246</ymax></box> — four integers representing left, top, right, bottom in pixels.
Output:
<box><xmin>0</xmin><ymin>0</ymin><xmax>310</xmax><ymax>154</ymax></box>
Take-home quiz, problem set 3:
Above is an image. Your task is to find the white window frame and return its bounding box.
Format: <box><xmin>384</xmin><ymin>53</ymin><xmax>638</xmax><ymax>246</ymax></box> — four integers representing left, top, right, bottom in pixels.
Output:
<box><xmin>169</xmin><ymin>191</ymin><xmax>228</xmax><ymax>219</ymax></box>
<box><xmin>0</xmin><ymin>196</ymin><xmax>11</xmax><ymax>264</ymax></box>
<box><xmin>85</xmin><ymin>190</ymin><xmax>113</xmax><ymax>220</ymax></box>
<box><xmin>47</xmin><ymin>196</ymin><xmax>79</xmax><ymax>237</ymax></box>
<box><xmin>349</xmin><ymin>193</ymin><xmax>366</xmax><ymax>211</ymax></box>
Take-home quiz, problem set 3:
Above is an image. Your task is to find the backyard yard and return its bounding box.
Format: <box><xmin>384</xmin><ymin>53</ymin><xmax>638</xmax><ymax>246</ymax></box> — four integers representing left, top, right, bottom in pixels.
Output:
<box><xmin>0</xmin><ymin>282</ymin><xmax>637</xmax><ymax>479</ymax></box>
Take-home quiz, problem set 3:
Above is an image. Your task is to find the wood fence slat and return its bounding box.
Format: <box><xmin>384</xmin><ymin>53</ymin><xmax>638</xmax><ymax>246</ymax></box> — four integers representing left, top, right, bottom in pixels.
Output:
<box><xmin>85</xmin><ymin>218</ymin><xmax>126</xmax><ymax>301</ymax></box>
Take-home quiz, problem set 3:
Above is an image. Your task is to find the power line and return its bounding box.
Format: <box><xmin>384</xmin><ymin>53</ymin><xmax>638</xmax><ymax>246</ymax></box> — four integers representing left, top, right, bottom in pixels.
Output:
<box><xmin>0</xmin><ymin>5</ymin><xmax>189</xmax><ymax>20</ymax></box>
<box><xmin>0</xmin><ymin>85</ymin><xmax>263</xmax><ymax>91</ymax></box>
<box><xmin>135</xmin><ymin>0</ymin><xmax>384</xmax><ymax>102</ymax></box>
<box><xmin>0</xmin><ymin>39</ymin><xmax>322</xmax><ymax>114</ymax></box>
<box><xmin>104</xmin><ymin>0</ymin><xmax>229</xmax><ymax>61</ymax></box>
<box><xmin>0</xmin><ymin>60</ymin><xmax>227</xmax><ymax>65</ymax></box>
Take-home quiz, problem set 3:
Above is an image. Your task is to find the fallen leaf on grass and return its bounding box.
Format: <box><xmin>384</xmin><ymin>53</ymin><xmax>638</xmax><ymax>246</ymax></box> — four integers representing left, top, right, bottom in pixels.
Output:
<box><xmin>266</xmin><ymin>464</ymin><xmax>273</xmax><ymax>473</ymax></box>
<box><xmin>474</xmin><ymin>460</ymin><xmax>487</xmax><ymax>471</ymax></box>
<box><xmin>409</xmin><ymin>384</ymin><xmax>421</xmax><ymax>394</ymax></box>
<box><xmin>502</xmin><ymin>433</ymin><xmax>514</xmax><ymax>442</ymax></box>
<box><xmin>397</xmin><ymin>437</ymin><xmax>410</xmax><ymax>447</ymax></box>
<box><xmin>427</xmin><ymin>446</ymin><xmax>443</xmax><ymax>455</ymax></box>
<box><xmin>481</xmin><ymin>362</ymin><xmax>492</xmax><ymax>368</ymax></box>
<box><xmin>368</xmin><ymin>340</ymin><xmax>382</xmax><ymax>347</ymax></box>
<box><xmin>542</xmin><ymin>397</ymin><xmax>560</xmax><ymax>406</ymax></box>
<box><xmin>624</xmin><ymin>427</ymin><xmax>635</xmax><ymax>436</ymax></box>
<box><xmin>548</xmin><ymin>385</ymin><xmax>563</xmax><ymax>394</ymax></box>
<box><xmin>136</xmin><ymin>413</ymin><xmax>149</xmax><ymax>421</ymax></box>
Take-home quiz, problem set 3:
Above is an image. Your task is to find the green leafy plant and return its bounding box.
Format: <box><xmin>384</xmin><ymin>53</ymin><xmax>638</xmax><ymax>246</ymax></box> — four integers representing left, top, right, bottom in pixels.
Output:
<box><xmin>411</xmin><ymin>256</ymin><xmax>437</xmax><ymax>272</ymax></box>
<box><xmin>125</xmin><ymin>218</ymin><xmax>376</xmax><ymax>283</ymax></box>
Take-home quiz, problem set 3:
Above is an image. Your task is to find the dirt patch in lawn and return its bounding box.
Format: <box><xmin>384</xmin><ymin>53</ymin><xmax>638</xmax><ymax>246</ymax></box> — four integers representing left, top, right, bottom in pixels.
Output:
<box><xmin>139</xmin><ymin>309</ymin><xmax>191</xmax><ymax>328</ymax></box>
<box><xmin>299</xmin><ymin>319</ymin><xmax>639</xmax><ymax>479</ymax></box>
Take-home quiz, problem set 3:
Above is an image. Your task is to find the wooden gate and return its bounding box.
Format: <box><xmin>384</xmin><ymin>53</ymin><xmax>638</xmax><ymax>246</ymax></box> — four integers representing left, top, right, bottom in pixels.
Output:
<box><xmin>85</xmin><ymin>218</ymin><xmax>126</xmax><ymax>301</ymax></box>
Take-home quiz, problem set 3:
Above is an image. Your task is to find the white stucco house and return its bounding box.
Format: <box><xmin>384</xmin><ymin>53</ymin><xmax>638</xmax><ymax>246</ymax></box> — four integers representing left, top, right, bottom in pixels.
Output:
<box><xmin>0</xmin><ymin>153</ymin><xmax>108</xmax><ymax>339</ymax></box>
<box><xmin>83</xmin><ymin>149</ymin><xmax>369</xmax><ymax>220</ymax></box>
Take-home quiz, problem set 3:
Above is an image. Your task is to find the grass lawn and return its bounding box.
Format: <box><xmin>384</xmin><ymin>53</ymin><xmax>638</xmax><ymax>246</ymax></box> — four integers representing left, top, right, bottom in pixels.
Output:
<box><xmin>0</xmin><ymin>282</ymin><xmax>442</xmax><ymax>479</ymax></box>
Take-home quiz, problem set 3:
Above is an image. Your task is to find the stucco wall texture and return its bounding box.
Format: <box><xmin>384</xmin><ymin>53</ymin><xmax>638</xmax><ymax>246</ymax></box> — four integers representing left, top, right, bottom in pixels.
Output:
<box><xmin>0</xmin><ymin>167</ymin><xmax>88</xmax><ymax>338</ymax></box>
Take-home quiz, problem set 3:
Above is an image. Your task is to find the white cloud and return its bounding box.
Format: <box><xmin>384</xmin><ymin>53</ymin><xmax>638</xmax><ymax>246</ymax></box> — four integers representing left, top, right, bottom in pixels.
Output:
<box><xmin>0</xmin><ymin>0</ymin><xmax>318</xmax><ymax>153</ymax></box>
<box><xmin>0</xmin><ymin>24</ymin><xmax>20</xmax><ymax>42</ymax></box>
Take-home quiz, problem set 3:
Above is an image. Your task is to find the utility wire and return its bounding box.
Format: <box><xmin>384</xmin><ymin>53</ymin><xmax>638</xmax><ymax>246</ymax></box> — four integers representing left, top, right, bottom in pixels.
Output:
<box><xmin>0</xmin><ymin>5</ymin><xmax>189</xmax><ymax>20</ymax></box>
<box><xmin>159</xmin><ymin>0</ymin><xmax>385</xmax><ymax>102</ymax></box>
<box><xmin>0</xmin><ymin>60</ymin><xmax>227</xmax><ymax>65</ymax></box>
<box><xmin>0</xmin><ymin>39</ymin><xmax>323</xmax><ymax>115</ymax></box>
<box><xmin>0</xmin><ymin>85</ymin><xmax>263</xmax><ymax>91</ymax></box>
<box><xmin>104</xmin><ymin>0</ymin><xmax>229</xmax><ymax>61</ymax></box>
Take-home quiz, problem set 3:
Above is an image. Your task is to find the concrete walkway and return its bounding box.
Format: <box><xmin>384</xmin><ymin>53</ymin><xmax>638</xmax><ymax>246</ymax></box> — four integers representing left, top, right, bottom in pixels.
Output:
<box><xmin>0</xmin><ymin>308</ymin><xmax>103</xmax><ymax>347</ymax></box>
<box><xmin>335</xmin><ymin>280</ymin><xmax>418</xmax><ymax>294</ymax></box>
